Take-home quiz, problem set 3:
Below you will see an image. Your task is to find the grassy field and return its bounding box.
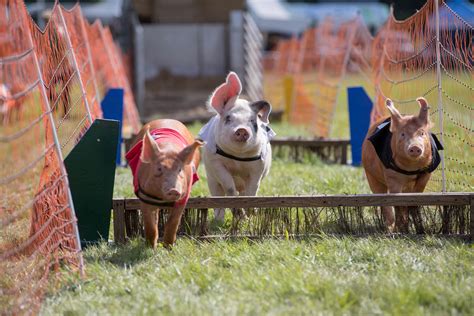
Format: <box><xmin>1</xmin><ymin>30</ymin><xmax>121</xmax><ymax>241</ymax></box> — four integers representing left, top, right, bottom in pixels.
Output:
<box><xmin>42</xmin><ymin>237</ymin><xmax>473</xmax><ymax>315</ymax></box>
<box><xmin>40</xmin><ymin>120</ymin><xmax>474</xmax><ymax>315</ymax></box>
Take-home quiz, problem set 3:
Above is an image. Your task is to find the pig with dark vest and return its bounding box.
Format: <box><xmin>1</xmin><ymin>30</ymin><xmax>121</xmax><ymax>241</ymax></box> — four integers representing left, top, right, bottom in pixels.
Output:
<box><xmin>362</xmin><ymin>97</ymin><xmax>443</xmax><ymax>233</ymax></box>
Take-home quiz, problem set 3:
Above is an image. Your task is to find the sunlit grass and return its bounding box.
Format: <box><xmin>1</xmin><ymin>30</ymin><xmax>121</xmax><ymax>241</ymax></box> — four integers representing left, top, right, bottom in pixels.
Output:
<box><xmin>42</xmin><ymin>237</ymin><xmax>474</xmax><ymax>315</ymax></box>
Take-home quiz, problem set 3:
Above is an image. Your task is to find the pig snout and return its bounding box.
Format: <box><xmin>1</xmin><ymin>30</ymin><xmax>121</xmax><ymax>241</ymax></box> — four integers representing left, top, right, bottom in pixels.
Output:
<box><xmin>234</xmin><ymin>128</ymin><xmax>250</xmax><ymax>142</ymax></box>
<box><xmin>164</xmin><ymin>188</ymin><xmax>181</xmax><ymax>200</ymax></box>
<box><xmin>407</xmin><ymin>144</ymin><xmax>423</xmax><ymax>157</ymax></box>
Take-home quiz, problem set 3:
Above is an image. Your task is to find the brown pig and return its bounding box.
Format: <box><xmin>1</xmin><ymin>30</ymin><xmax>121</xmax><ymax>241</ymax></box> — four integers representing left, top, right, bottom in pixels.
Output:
<box><xmin>361</xmin><ymin>97</ymin><xmax>443</xmax><ymax>233</ymax></box>
<box><xmin>126</xmin><ymin>119</ymin><xmax>203</xmax><ymax>248</ymax></box>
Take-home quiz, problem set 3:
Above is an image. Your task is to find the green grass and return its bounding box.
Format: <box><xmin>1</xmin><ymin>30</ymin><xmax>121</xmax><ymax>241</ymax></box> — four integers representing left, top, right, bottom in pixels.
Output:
<box><xmin>40</xmin><ymin>123</ymin><xmax>474</xmax><ymax>316</ymax></box>
<box><xmin>42</xmin><ymin>237</ymin><xmax>473</xmax><ymax>315</ymax></box>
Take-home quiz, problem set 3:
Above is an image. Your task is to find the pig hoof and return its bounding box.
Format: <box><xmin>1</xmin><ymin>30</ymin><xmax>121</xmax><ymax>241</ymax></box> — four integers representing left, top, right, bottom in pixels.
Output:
<box><xmin>386</xmin><ymin>224</ymin><xmax>395</xmax><ymax>234</ymax></box>
<box><xmin>213</xmin><ymin>208</ymin><xmax>226</xmax><ymax>222</ymax></box>
<box><xmin>232</xmin><ymin>208</ymin><xmax>248</xmax><ymax>221</ymax></box>
<box><xmin>163</xmin><ymin>243</ymin><xmax>173</xmax><ymax>251</ymax></box>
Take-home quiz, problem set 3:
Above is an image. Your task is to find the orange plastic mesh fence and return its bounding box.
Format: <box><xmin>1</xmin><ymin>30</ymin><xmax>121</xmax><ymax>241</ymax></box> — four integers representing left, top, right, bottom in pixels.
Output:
<box><xmin>1</xmin><ymin>0</ymin><xmax>140</xmax><ymax>312</ymax></box>
<box><xmin>264</xmin><ymin>0</ymin><xmax>472</xmax><ymax>191</ymax></box>
<box><xmin>264</xmin><ymin>16</ymin><xmax>373</xmax><ymax>138</ymax></box>
<box><xmin>1</xmin><ymin>0</ymin><xmax>84</xmax><ymax>313</ymax></box>
<box><xmin>85</xmin><ymin>20</ymin><xmax>141</xmax><ymax>136</ymax></box>
<box><xmin>104</xmin><ymin>28</ymin><xmax>141</xmax><ymax>136</ymax></box>
<box><xmin>371</xmin><ymin>0</ymin><xmax>472</xmax><ymax>191</ymax></box>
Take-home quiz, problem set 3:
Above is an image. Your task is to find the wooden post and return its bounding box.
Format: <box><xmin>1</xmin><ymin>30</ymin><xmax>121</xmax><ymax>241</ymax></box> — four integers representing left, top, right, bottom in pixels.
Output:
<box><xmin>341</xmin><ymin>143</ymin><xmax>348</xmax><ymax>165</ymax></box>
<box><xmin>113</xmin><ymin>199</ymin><xmax>126</xmax><ymax>244</ymax></box>
<box><xmin>128</xmin><ymin>210</ymin><xmax>141</xmax><ymax>238</ymax></box>
<box><xmin>470</xmin><ymin>196</ymin><xmax>474</xmax><ymax>241</ymax></box>
<box><xmin>283</xmin><ymin>75</ymin><xmax>294</xmax><ymax>122</ymax></box>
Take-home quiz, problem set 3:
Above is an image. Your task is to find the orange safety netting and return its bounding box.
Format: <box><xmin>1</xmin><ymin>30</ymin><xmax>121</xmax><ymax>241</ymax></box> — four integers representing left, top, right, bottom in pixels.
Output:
<box><xmin>264</xmin><ymin>16</ymin><xmax>374</xmax><ymax>138</ymax></box>
<box><xmin>1</xmin><ymin>0</ymin><xmax>141</xmax><ymax>313</ymax></box>
<box><xmin>371</xmin><ymin>0</ymin><xmax>472</xmax><ymax>191</ymax></box>
<box><xmin>84</xmin><ymin>19</ymin><xmax>141</xmax><ymax>136</ymax></box>
<box><xmin>264</xmin><ymin>0</ymin><xmax>472</xmax><ymax>191</ymax></box>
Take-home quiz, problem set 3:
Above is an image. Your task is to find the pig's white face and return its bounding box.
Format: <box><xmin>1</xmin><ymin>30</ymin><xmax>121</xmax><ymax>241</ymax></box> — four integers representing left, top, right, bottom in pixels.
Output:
<box><xmin>208</xmin><ymin>72</ymin><xmax>272</xmax><ymax>155</ymax></box>
<box><xmin>215</xmin><ymin>98</ymin><xmax>271</xmax><ymax>154</ymax></box>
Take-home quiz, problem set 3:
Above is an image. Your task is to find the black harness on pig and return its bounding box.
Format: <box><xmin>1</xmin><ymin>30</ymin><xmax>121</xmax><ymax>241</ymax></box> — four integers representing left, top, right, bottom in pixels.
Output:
<box><xmin>215</xmin><ymin>145</ymin><xmax>262</xmax><ymax>161</ymax></box>
<box><xmin>368</xmin><ymin>118</ymin><xmax>444</xmax><ymax>176</ymax></box>
<box><xmin>214</xmin><ymin>125</ymin><xmax>273</xmax><ymax>162</ymax></box>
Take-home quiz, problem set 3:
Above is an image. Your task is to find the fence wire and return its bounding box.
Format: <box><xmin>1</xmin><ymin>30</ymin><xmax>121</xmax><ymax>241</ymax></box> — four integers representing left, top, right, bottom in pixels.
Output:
<box><xmin>0</xmin><ymin>0</ymin><xmax>141</xmax><ymax>313</ymax></box>
<box><xmin>264</xmin><ymin>0</ymin><xmax>472</xmax><ymax>192</ymax></box>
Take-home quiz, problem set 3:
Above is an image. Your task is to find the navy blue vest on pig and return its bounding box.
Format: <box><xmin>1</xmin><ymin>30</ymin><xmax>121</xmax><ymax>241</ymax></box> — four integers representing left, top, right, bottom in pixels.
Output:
<box><xmin>368</xmin><ymin>118</ymin><xmax>444</xmax><ymax>175</ymax></box>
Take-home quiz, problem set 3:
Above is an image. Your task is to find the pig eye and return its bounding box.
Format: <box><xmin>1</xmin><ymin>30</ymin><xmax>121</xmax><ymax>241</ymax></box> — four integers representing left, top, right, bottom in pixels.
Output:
<box><xmin>225</xmin><ymin>115</ymin><xmax>231</xmax><ymax>124</ymax></box>
<box><xmin>400</xmin><ymin>132</ymin><xmax>405</xmax><ymax>137</ymax></box>
<box><xmin>251</xmin><ymin>119</ymin><xmax>258</xmax><ymax>132</ymax></box>
<box><xmin>155</xmin><ymin>167</ymin><xmax>163</xmax><ymax>177</ymax></box>
<box><xmin>420</xmin><ymin>131</ymin><xmax>425</xmax><ymax>136</ymax></box>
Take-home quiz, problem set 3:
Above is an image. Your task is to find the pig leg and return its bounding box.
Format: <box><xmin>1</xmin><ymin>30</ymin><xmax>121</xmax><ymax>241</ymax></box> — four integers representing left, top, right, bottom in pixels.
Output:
<box><xmin>365</xmin><ymin>172</ymin><xmax>395</xmax><ymax>232</ymax></box>
<box><xmin>386</xmin><ymin>182</ymin><xmax>408</xmax><ymax>233</ymax></box>
<box><xmin>207</xmin><ymin>175</ymin><xmax>226</xmax><ymax>221</ymax></box>
<box><xmin>408</xmin><ymin>174</ymin><xmax>431</xmax><ymax>234</ymax></box>
<box><xmin>242</xmin><ymin>176</ymin><xmax>263</xmax><ymax>216</ymax></box>
<box><xmin>141</xmin><ymin>203</ymin><xmax>159</xmax><ymax>249</ymax></box>
<box><xmin>163</xmin><ymin>206</ymin><xmax>185</xmax><ymax>249</ymax></box>
<box><xmin>210</xmin><ymin>164</ymin><xmax>239</xmax><ymax>220</ymax></box>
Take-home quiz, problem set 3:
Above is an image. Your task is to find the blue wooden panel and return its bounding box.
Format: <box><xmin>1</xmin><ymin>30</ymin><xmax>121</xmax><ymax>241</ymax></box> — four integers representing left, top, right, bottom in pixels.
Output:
<box><xmin>101</xmin><ymin>88</ymin><xmax>124</xmax><ymax>165</ymax></box>
<box><xmin>347</xmin><ymin>87</ymin><xmax>373</xmax><ymax>166</ymax></box>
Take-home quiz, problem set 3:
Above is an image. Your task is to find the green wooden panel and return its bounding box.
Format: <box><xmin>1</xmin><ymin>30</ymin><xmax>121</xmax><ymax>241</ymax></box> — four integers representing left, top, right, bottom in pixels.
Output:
<box><xmin>64</xmin><ymin>119</ymin><xmax>119</xmax><ymax>246</ymax></box>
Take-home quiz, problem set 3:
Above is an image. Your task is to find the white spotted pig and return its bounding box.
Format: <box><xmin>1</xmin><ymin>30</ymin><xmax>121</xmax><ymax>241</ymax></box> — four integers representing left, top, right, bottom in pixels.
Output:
<box><xmin>198</xmin><ymin>72</ymin><xmax>275</xmax><ymax>221</ymax></box>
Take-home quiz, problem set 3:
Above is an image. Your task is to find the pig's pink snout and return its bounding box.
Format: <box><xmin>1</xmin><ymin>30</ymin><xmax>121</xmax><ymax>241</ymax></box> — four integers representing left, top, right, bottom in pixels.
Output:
<box><xmin>234</xmin><ymin>128</ymin><xmax>250</xmax><ymax>142</ymax></box>
<box><xmin>408</xmin><ymin>145</ymin><xmax>423</xmax><ymax>157</ymax></box>
<box><xmin>165</xmin><ymin>188</ymin><xmax>181</xmax><ymax>200</ymax></box>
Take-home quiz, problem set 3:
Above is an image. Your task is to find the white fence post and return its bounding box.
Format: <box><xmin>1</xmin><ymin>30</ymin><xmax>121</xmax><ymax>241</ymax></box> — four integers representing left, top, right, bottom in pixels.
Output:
<box><xmin>434</xmin><ymin>0</ymin><xmax>446</xmax><ymax>192</ymax></box>
<box><xmin>243</xmin><ymin>12</ymin><xmax>264</xmax><ymax>100</ymax></box>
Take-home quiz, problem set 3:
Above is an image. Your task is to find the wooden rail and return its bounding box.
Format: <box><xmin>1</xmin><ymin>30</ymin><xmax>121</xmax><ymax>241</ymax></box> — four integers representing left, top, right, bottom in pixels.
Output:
<box><xmin>121</xmin><ymin>193</ymin><xmax>472</xmax><ymax>209</ymax></box>
<box><xmin>112</xmin><ymin>193</ymin><xmax>473</xmax><ymax>243</ymax></box>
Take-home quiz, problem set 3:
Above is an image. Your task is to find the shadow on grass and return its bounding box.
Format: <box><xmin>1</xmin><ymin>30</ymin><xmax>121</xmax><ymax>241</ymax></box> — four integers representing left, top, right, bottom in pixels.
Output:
<box><xmin>82</xmin><ymin>233</ymin><xmax>471</xmax><ymax>270</ymax></box>
<box><xmin>83</xmin><ymin>238</ymin><xmax>155</xmax><ymax>267</ymax></box>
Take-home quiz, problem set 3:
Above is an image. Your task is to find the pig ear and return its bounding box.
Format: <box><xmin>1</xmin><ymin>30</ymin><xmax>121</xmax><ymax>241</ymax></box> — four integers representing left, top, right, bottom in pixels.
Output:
<box><xmin>140</xmin><ymin>128</ymin><xmax>160</xmax><ymax>163</ymax></box>
<box><xmin>178</xmin><ymin>139</ymin><xmax>205</xmax><ymax>165</ymax></box>
<box><xmin>386</xmin><ymin>98</ymin><xmax>401</xmax><ymax>132</ymax></box>
<box><xmin>251</xmin><ymin>100</ymin><xmax>272</xmax><ymax>124</ymax></box>
<box><xmin>209</xmin><ymin>72</ymin><xmax>242</xmax><ymax>115</ymax></box>
<box><xmin>416</xmin><ymin>97</ymin><xmax>430</xmax><ymax>125</ymax></box>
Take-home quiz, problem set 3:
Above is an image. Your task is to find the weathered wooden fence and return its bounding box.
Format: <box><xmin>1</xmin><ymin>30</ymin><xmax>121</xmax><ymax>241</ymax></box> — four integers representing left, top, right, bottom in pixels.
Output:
<box><xmin>112</xmin><ymin>193</ymin><xmax>474</xmax><ymax>243</ymax></box>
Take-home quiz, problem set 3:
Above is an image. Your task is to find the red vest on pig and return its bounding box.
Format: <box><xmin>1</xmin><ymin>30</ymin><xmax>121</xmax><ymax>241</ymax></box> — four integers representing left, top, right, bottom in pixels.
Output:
<box><xmin>125</xmin><ymin>128</ymin><xmax>199</xmax><ymax>207</ymax></box>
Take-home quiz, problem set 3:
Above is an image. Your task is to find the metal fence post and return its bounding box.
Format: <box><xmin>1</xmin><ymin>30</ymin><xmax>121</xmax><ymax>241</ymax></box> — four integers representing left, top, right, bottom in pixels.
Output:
<box><xmin>434</xmin><ymin>0</ymin><xmax>446</xmax><ymax>192</ymax></box>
